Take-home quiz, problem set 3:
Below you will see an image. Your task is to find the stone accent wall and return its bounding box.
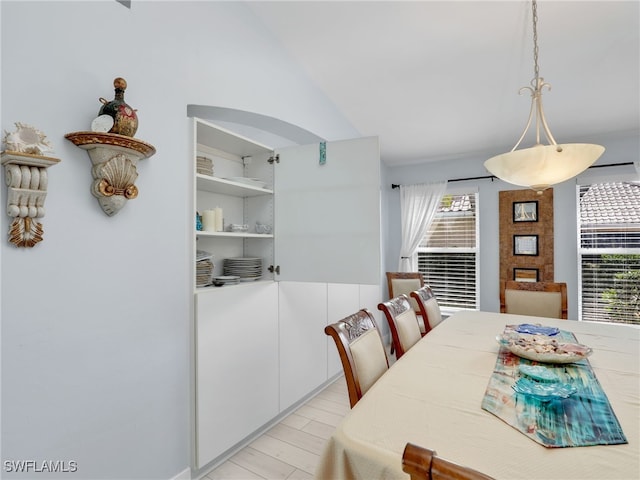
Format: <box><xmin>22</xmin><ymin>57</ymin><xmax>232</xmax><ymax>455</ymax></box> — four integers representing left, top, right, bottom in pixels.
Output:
<box><xmin>499</xmin><ymin>189</ymin><xmax>554</xmax><ymax>284</ymax></box>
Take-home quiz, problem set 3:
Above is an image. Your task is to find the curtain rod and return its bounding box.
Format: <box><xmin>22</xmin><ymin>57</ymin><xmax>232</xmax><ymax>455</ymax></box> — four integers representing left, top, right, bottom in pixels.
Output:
<box><xmin>588</xmin><ymin>161</ymin><xmax>634</xmax><ymax>170</ymax></box>
<box><xmin>391</xmin><ymin>175</ymin><xmax>495</xmax><ymax>189</ymax></box>
<box><xmin>390</xmin><ymin>162</ymin><xmax>635</xmax><ymax>189</ymax></box>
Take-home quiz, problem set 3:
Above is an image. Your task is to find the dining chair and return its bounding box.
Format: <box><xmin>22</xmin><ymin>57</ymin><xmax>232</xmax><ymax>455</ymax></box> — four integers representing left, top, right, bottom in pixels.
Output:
<box><xmin>378</xmin><ymin>295</ymin><xmax>422</xmax><ymax>359</ymax></box>
<box><xmin>324</xmin><ymin>309</ymin><xmax>389</xmax><ymax>408</ymax></box>
<box><xmin>410</xmin><ymin>285</ymin><xmax>444</xmax><ymax>334</ymax></box>
<box><xmin>500</xmin><ymin>281</ymin><xmax>568</xmax><ymax>319</ymax></box>
<box><xmin>402</xmin><ymin>443</ymin><xmax>495</xmax><ymax>480</ymax></box>
<box><xmin>386</xmin><ymin>272</ymin><xmax>428</xmax><ymax>333</ymax></box>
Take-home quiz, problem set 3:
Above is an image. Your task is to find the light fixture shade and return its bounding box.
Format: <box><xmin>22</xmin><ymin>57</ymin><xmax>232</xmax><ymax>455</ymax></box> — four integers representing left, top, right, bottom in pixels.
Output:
<box><xmin>484</xmin><ymin>143</ymin><xmax>605</xmax><ymax>193</ymax></box>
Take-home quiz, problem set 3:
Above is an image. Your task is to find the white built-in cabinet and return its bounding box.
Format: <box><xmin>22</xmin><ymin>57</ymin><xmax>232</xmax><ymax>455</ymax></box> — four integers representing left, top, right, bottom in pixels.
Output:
<box><xmin>191</xmin><ymin>117</ymin><xmax>382</xmax><ymax>469</ymax></box>
<box><xmin>195</xmin><ymin>282</ymin><xmax>279</xmax><ymax>465</ymax></box>
<box><xmin>279</xmin><ymin>282</ymin><xmax>383</xmax><ymax>411</ymax></box>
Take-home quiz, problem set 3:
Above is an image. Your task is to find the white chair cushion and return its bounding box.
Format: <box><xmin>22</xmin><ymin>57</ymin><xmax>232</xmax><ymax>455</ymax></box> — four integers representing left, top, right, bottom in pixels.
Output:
<box><xmin>505</xmin><ymin>290</ymin><xmax>562</xmax><ymax>318</ymax></box>
<box><xmin>350</xmin><ymin>329</ymin><xmax>388</xmax><ymax>395</ymax></box>
<box><xmin>392</xmin><ymin>279</ymin><xmax>422</xmax><ymax>312</ymax></box>
<box><xmin>425</xmin><ymin>298</ymin><xmax>443</xmax><ymax>329</ymax></box>
<box><xmin>416</xmin><ymin>315</ymin><xmax>427</xmax><ymax>334</ymax></box>
<box><xmin>395</xmin><ymin>309</ymin><xmax>422</xmax><ymax>352</ymax></box>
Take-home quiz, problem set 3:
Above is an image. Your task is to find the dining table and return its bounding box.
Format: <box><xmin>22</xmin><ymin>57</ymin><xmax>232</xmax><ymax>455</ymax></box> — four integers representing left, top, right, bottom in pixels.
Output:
<box><xmin>315</xmin><ymin>310</ymin><xmax>639</xmax><ymax>480</ymax></box>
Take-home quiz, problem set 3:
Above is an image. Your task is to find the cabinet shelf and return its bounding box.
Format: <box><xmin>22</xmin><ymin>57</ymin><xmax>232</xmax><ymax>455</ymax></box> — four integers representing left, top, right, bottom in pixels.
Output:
<box><xmin>196</xmin><ymin>119</ymin><xmax>272</xmax><ymax>158</ymax></box>
<box><xmin>196</xmin><ymin>173</ymin><xmax>273</xmax><ymax>197</ymax></box>
<box><xmin>195</xmin><ymin>278</ymin><xmax>273</xmax><ymax>294</ymax></box>
<box><xmin>196</xmin><ymin>231</ymin><xmax>273</xmax><ymax>239</ymax></box>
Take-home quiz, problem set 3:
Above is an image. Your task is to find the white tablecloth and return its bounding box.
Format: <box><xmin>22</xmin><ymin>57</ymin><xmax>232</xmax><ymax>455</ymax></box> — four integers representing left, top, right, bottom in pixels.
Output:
<box><xmin>315</xmin><ymin>311</ymin><xmax>639</xmax><ymax>480</ymax></box>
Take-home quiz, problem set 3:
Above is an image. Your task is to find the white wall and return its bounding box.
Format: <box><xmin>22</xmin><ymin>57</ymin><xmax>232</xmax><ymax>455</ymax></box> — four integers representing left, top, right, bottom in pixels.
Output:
<box><xmin>0</xmin><ymin>2</ymin><xmax>358</xmax><ymax>479</ymax></box>
<box><xmin>383</xmin><ymin>130</ymin><xmax>639</xmax><ymax>318</ymax></box>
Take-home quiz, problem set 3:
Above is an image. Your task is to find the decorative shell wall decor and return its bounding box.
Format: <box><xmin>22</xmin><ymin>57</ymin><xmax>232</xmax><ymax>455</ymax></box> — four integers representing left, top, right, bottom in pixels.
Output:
<box><xmin>1</xmin><ymin>123</ymin><xmax>60</xmax><ymax>247</ymax></box>
<box><xmin>65</xmin><ymin>77</ymin><xmax>155</xmax><ymax>217</ymax></box>
<box><xmin>65</xmin><ymin>132</ymin><xmax>155</xmax><ymax>216</ymax></box>
<box><xmin>3</xmin><ymin>122</ymin><xmax>54</xmax><ymax>155</ymax></box>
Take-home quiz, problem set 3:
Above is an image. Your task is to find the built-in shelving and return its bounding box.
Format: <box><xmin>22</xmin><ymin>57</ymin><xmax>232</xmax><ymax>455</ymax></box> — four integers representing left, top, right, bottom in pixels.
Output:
<box><xmin>192</xmin><ymin>118</ymin><xmax>275</xmax><ymax>291</ymax></box>
<box><xmin>190</xmin><ymin>116</ymin><xmax>382</xmax><ymax>472</ymax></box>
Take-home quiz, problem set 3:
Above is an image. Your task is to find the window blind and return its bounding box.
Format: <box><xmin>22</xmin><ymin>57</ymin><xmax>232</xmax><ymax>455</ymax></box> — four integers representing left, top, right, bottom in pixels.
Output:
<box><xmin>417</xmin><ymin>193</ymin><xmax>478</xmax><ymax>311</ymax></box>
<box><xmin>578</xmin><ymin>182</ymin><xmax>640</xmax><ymax>324</ymax></box>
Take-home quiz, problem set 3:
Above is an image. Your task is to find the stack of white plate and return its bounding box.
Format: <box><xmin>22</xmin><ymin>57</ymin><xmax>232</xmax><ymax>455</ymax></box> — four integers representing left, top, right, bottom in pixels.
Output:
<box><xmin>213</xmin><ymin>275</ymin><xmax>240</xmax><ymax>286</ymax></box>
<box><xmin>196</xmin><ymin>156</ymin><xmax>213</xmax><ymax>176</ymax></box>
<box><xmin>196</xmin><ymin>250</ymin><xmax>214</xmax><ymax>287</ymax></box>
<box><xmin>223</xmin><ymin>257</ymin><xmax>263</xmax><ymax>281</ymax></box>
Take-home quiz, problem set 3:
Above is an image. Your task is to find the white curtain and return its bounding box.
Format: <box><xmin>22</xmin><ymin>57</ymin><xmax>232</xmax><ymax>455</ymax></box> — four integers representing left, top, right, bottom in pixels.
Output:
<box><xmin>398</xmin><ymin>181</ymin><xmax>447</xmax><ymax>271</ymax></box>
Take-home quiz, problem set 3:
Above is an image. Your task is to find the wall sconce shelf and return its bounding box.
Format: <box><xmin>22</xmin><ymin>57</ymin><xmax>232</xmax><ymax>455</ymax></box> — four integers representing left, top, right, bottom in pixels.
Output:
<box><xmin>65</xmin><ymin>131</ymin><xmax>155</xmax><ymax>216</ymax></box>
<box><xmin>1</xmin><ymin>150</ymin><xmax>61</xmax><ymax>247</ymax></box>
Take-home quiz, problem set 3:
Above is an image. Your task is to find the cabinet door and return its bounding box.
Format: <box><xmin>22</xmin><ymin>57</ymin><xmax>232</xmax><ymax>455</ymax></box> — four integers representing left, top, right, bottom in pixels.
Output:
<box><xmin>278</xmin><ymin>281</ymin><xmax>328</xmax><ymax>411</ymax></box>
<box><xmin>274</xmin><ymin>137</ymin><xmax>380</xmax><ymax>285</ymax></box>
<box><xmin>195</xmin><ymin>282</ymin><xmax>279</xmax><ymax>468</ymax></box>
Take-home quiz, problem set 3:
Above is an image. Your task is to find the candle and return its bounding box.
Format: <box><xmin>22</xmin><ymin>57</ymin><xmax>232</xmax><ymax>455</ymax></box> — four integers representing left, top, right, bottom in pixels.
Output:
<box><xmin>214</xmin><ymin>207</ymin><xmax>223</xmax><ymax>232</ymax></box>
<box><xmin>202</xmin><ymin>209</ymin><xmax>216</xmax><ymax>232</ymax></box>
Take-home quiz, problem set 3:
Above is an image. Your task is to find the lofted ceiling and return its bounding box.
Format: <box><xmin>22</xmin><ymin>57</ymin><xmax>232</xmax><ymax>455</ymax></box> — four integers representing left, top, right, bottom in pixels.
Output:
<box><xmin>247</xmin><ymin>1</ymin><xmax>639</xmax><ymax>166</ymax></box>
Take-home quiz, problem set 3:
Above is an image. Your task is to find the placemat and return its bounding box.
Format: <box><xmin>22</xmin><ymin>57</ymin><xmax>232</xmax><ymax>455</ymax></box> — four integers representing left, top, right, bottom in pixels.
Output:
<box><xmin>481</xmin><ymin>326</ymin><xmax>627</xmax><ymax>448</ymax></box>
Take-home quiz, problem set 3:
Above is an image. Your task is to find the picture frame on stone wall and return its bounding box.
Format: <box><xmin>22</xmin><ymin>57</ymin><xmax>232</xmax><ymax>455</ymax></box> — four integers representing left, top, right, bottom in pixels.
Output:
<box><xmin>513</xmin><ymin>201</ymin><xmax>538</xmax><ymax>222</ymax></box>
<box><xmin>514</xmin><ymin>235</ymin><xmax>538</xmax><ymax>256</ymax></box>
<box><xmin>514</xmin><ymin>268</ymin><xmax>539</xmax><ymax>282</ymax></box>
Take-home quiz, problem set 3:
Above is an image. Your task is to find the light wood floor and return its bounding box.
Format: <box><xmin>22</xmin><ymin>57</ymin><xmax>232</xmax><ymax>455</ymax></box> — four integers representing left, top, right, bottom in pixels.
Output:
<box><xmin>204</xmin><ymin>377</ymin><xmax>350</xmax><ymax>480</ymax></box>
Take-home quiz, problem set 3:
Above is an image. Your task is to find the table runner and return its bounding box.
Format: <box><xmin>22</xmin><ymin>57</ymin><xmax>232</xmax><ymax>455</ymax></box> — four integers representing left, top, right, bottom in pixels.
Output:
<box><xmin>481</xmin><ymin>326</ymin><xmax>627</xmax><ymax>448</ymax></box>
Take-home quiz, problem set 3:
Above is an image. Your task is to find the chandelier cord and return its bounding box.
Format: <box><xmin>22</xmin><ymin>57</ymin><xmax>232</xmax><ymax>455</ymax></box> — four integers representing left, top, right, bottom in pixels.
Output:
<box><xmin>532</xmin><ymin>0</ymin><xmax>543</xmax><ymax>146</ymax></box>
<box><xmin>532</xmin><ymin>0</ymin><xmax>540</xmax><ymax>84</ymax></box>
<box><xmin>510</xmin><ymin>0</ymin><xmax>559</xmax><ymax>151</ymax></box>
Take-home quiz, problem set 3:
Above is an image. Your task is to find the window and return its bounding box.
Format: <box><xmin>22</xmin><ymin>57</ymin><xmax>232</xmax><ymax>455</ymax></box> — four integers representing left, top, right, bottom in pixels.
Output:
<box><xmin>578</xmin><ymin>182</ymin><xmax>640</xmax><ymax>324</ymax></box>
<box><xmin>417</xmin><ymin>191</ymin><xmax>478</xmax><ymax>312</ymax></box>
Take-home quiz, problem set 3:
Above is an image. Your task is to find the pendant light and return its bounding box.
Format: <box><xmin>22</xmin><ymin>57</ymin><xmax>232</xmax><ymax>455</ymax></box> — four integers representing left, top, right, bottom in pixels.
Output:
<box><xmin>484</xmin><ymin>0</ymin><xmax>604</xmax><ymax>194</ymax></box>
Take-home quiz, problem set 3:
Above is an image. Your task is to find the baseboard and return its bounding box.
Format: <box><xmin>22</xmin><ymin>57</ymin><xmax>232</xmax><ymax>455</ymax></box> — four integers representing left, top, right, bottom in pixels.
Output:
<box><xmin>171</xmin><ymin>467</ymin><xmax>191</xmax><ymax>480</ymax></box>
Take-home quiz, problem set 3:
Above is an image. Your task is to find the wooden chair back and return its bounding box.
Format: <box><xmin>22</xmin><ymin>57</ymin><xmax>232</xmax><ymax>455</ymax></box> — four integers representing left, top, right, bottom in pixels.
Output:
<box><xmin>410</xmin><ymin>285</ymin><xmax>443</xmax><ymax>334</ymax></box>
<box><xmin>402</xmin><ymin>442</ymin><xmax>434</xmax><ymax>480</ymax></box>
<box><xmin>324</xmin><ymin>309</ymin><xmax>389</xmax><ymax>408</ymax></box>
<box><xmin>386</xmin><ymin>272</ymin><xmax>426</xmax><ymax>332</ymax></box>
<box><xmin>402</xmin><ymin>443</ymin><xmax>495</xmax><ymax>480</ymax></box>
<box><xmin>378</xmin><ymin>295</ymin><xmax>422</xmax><ymax>359</ymax></box>
<box><xmin>500</xmin><ymin>281</ymin><xmax>568</xmax><ymax>319</ymax></box>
